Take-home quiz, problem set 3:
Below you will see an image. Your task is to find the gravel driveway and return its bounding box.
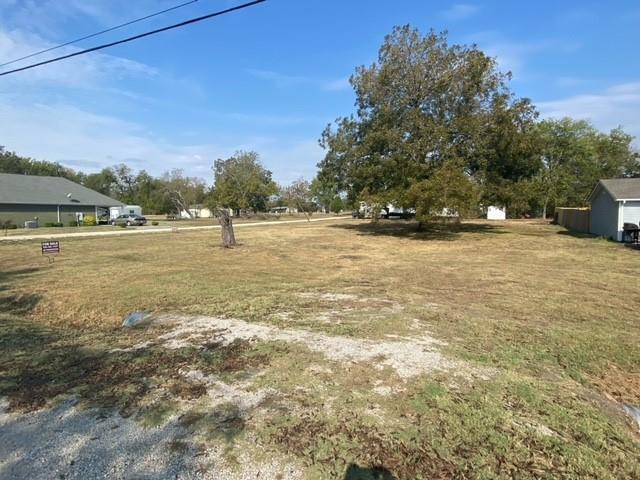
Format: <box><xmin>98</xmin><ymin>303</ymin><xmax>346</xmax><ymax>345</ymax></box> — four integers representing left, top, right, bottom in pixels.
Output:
<box><xmin>0</xmin><ymin>397</ymin><xmax>300</xmax><ymax>480</ymax></box>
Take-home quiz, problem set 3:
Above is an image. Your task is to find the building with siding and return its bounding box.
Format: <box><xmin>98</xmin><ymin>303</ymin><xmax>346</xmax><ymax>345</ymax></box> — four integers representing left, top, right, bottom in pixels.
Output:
<box><xmin>0</xmin><ymin>173</ymin><xmax>122</xmax><ymax>226</ymax></box>
<box><xmin>588</xmin><ymin>178</ymin><xmax>640</xmax><ymax>241</ymax></box>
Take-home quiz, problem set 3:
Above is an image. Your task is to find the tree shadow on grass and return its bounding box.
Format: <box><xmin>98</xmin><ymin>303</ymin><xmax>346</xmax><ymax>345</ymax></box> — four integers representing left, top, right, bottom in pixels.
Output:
<box><xmin>0</xmin><ymin>313</ymin><xmax>276</xmax><ymax>479</ymax></box>
<box><xmin>0</xmin><ymin>267</ymin><xmax>42</xmax><ymax>314</ymax></box>
<box><xmin>344</xmin><ymin>464</ymin><xmax>396</xmax><ymax>479</ymax></box>
<box><xmin>0</xmin><ymin>316</ymin><xmax>270</xmax><ymax>414</ymax></box>
<box><xmin>556</xmin><ymin>230</ymin><xmax>597</xmax><ymax>240</ymax></box>
<box><xmin>329</xmin><ymin>220</ymin><xmax>504</xmax><ymax>241</ymax></box>
<box><xmin>0</xmin><ymin>266</ymin><xmax>269</xmax><ymax>477</ymax></box>
<box><xmin>0</xmin><ymin>267</ymin><xmax>41</xmax><ymax>293</ymax></box>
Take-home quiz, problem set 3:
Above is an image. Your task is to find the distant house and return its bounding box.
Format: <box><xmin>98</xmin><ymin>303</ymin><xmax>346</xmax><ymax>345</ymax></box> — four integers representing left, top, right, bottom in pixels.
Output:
<box><xmin>588</xmin><ymin>178</ymin><xmax>640</xmax><ymax>241</ymax></box>
<box><xmin>0</xmin><ymin>173</ymin><xmax>122</xmax><ymax>226</ymax></box>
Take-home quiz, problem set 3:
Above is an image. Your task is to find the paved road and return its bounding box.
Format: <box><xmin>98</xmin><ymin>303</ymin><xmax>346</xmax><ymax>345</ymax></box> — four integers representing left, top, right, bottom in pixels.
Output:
<box><xmin>0</xmin><ymin>216</ymin><xmax>350</xmax><ymax>242</ymax></box>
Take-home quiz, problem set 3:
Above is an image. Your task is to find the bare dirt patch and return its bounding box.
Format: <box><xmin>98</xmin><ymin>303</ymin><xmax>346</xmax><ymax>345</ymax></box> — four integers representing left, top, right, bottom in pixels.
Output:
<box><xmin>126</xmin><ymin>312</ymin><xmax>491</xmax><ymax>379</ymax></box>
<box><xmin>589</xmin><ymin>363</ymin><xmax>640</xmax><ymax>405</ymax></box>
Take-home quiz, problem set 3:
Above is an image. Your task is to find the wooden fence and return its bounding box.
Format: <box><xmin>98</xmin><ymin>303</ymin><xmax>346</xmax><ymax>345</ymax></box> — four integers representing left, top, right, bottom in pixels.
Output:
<box><xmin>554</xmin><ymin>207</ymin><xmax>590</xmax><ymax>233</ymax></box>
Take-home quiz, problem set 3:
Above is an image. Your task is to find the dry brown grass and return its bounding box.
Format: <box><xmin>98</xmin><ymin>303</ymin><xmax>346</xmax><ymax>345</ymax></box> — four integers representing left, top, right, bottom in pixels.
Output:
<box><xmin>1</xmin><ymin>218</ymin><xmax>640</xmax><ymax>478</ymax></box>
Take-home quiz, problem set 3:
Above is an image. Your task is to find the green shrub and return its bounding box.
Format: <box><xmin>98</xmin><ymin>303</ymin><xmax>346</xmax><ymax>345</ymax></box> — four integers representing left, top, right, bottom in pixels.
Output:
<box><xmin>119</xmin><ymin>223</ymin><xmax>127</xmax><ymax>228</ymax></box>
<box><xmin>68</xmin><ymin>220</ymin><xmax>78</xmax><ymax>227</ymax></box>
<box><xmin>44</xmin><ymin>222</ymin><xmax>63</xmax><ymax>227</ymax></box>
<box><xmin>151</xmin><ymin>221</ymin><xmax>159</xmax><ymax>226</ymax></box>
<box><xmin>83</xmin><ymin>215</ymin><xmax>97</xmax><ymax>226</ymax></box>
<box><xmin>1</xmin><ymin>219</ymin><xmax>15</xmax><ymax>231</ymax></box>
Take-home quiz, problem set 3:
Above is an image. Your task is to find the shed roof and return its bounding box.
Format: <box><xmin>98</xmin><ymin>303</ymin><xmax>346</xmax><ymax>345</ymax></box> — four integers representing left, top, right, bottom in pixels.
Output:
<box><xmin>589</xmin><ymin>178</ymin><xmax>640</xmax><ymax>202</ymax></box>
<box><xmin>0</xmin><ymin>173</ymin><xmax>122</xmax><ymax>206</ymax></box>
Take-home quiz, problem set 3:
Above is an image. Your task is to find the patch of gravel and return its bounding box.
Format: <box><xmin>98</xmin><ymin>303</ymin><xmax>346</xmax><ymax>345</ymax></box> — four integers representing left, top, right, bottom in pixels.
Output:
<box><xmin>513</xmin><ymin>418</ymin><xmax>560</xmax><ymax>439</ymax></box>
<box><xmin>127</xmin><ymin>313</ymin><xmax>490</xmax><ymax>379</ymax></box>
<box><xmin>180</xmin><ymin>369</ymin><xmax>274</xmax><ymax>412</ymax></box>
<box><xmin>297</xmin><ymin>292</ymin><xmax>360</xmax><ymax>301</ymax></box>
<box><xmin>0</xmin><ymin>396</ymin><xmax>301</xmax><ymax>480</ymax></box>
<box><xmin>296</xmin><ymin>291</ymin><xmax>405</xmax><ymax>311</ymax></box>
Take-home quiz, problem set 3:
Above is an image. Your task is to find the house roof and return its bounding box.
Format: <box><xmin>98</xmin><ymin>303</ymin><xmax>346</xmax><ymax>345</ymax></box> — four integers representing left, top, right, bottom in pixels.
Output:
<box><xmin>589</xmin><ymin>178</ymin><xmax>640</xmax><ymax>202</ymax></box>
<box><xmin>0</xmin><ymin>173</ymin><xmax>123</xmax><ymax>206</ymax></box>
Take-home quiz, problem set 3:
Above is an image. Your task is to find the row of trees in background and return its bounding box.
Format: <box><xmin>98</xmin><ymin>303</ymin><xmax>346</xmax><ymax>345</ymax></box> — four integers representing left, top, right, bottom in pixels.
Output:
<box><xmin>316</xmin><ymin>26</ymin><xmax>639</xmax><ymax>221</ymax></box>
<box><xmin>0</xmin><ymin>147</ymin><xmax>208</xmax><ymax>215</ymax></box>
<box><xmin>0</xmin><ymin>147</ymin><xmax>341</xmax><ymax>217</ymax></box>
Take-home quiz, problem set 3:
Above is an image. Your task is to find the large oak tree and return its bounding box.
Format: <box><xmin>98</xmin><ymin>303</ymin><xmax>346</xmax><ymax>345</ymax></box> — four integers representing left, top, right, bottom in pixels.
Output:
<box><xmin>317</xmin><ymin>26</ymin><xmax>540</xmax><ymax>215</ymax></box>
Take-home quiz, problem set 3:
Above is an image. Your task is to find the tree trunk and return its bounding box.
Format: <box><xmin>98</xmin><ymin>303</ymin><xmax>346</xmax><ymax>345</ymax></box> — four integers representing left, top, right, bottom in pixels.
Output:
<box><xmin>542</xmin><ymin>200</ymin><xmax>548</xmax><ymax>220</ymax></box>
<box><xmin>216</xmin><ymin>209</ymin><xmax>236</xmax><ymax>248</ymax></box>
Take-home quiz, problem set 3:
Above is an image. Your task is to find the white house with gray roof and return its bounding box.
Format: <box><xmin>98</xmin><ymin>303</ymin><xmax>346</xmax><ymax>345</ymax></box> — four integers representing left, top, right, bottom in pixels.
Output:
<box><xmin>588</xmin><ymin>178</ymin><xmax>640</xmax><ymax>241</ymax></box>
<box><xmin>0</xmin><ymin>173</ymin><xmax>122</xmax><ymax>226</ymax></box>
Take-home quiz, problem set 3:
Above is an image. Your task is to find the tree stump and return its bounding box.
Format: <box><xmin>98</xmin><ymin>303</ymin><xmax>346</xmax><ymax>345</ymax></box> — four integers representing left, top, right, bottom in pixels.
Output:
<box><xmin>216</xmin><ymin>209</ymin><xmax>237</xmax><ymax>248</ymax></box>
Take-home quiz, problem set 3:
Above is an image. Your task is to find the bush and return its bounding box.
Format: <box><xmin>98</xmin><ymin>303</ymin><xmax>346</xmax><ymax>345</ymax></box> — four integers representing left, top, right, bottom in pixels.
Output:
<box><xmin>44</xmin><ymin>222</ymin><xmax>63</xmax><ymax>227</ymax></box>
<box><xmin>83</xmin><ymin>215</ymin><xmax>97</xmax><ymax>226</ymax></box>
<box><xmin>68</xmin><ymin>220</ymin><xmax>78</xmax><ymax>227</ymax></box>
<box><xmin>1</xmin><ymin>219</ymin><xmax>15</xmax><ymax>230</ymax></box>
<box><xmin>119</xmin><ymin>223</ymin><xmax>127</xmax><ymax>228</ymax></box>
<box><xmin>151</xmin><ymin>221</ymin><xmax>159</xmax><ymax>226</ymax></box>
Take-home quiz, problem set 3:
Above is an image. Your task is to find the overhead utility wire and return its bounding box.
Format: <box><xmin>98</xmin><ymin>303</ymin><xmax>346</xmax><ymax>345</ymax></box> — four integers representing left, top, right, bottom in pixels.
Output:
<box><xmin>0</xmin><ymin>0</ymin><xmax>201</xmax><ymax>68</ymax></box>
<box><xmin>0</xmin><ymin>0</ymin><xmax>266</xmax><ymax>77</ymax></box>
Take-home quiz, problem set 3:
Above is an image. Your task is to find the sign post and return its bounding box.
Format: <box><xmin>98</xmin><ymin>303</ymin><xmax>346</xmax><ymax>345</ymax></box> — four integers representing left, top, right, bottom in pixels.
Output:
<box><xmin>41</xmin><ymin>240</ymin><xmax>60</xmax><ymax>263</ymax></box>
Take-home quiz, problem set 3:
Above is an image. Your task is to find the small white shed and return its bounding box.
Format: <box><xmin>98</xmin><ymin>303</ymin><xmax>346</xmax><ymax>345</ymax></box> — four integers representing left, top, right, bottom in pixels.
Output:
<box><xmin>588</xmin><ymin>178</ymin><xmax>640</xmax><ymax>241</ymax></box>
<box><xmin>487</xmin><ymin>206</ymin><xmax>506</xmax><ymax>220</ymax></box>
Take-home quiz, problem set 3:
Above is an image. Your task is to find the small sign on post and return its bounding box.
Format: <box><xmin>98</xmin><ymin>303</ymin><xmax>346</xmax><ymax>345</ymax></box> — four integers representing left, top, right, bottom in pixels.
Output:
<box><xmin>42</xmin><ymin>240</ymin><xmax>60</xmax><ymax>263</ymax></box>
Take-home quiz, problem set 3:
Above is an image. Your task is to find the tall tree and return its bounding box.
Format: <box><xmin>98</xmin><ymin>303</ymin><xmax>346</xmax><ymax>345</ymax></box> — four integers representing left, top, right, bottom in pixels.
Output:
<box><xmin>83</xmin><ymin>168</ymin><xmax>117</xmax><ymax>196</ymax></box>
<box><xmin>0</xmin><ymin>147</ymin><xmax>81</xmax><ymax>181</ymax></box>
<box><xmin>310</xmin><ymin>176</ymin><xmax>343</xmax><ymax>213</ymax></box>
<box><xmin>111</xmin><ymin>164</ymin><xmax>138</xmax><ymax>204</ymax></box>
<box><xmin>211</xmin><ymin>151</ymin><xmax>277</xmax><ymax>214</ymax></box>
<box><xmin>282</xmin><ymin>178</ymin><xmax>315</xmax><ymax>219</ymax></box>
<box><xmin>408</xmin><ymin>160</ymin><xmax>478</xmax><ymax>225</ymax></box>
<box><xmin>530</xmin><ymin>118</ymin><xmax>638</xmax><ymax>217</ymax></box>
<box><xmin>160</xmin><ymin>169</ymin><xmax>207</xmax><ymax>217</ymax></box>
<box><xmin>317</xmin><ymin>26</ymin><xmax>537</xmax><ymax>214</ymax></box>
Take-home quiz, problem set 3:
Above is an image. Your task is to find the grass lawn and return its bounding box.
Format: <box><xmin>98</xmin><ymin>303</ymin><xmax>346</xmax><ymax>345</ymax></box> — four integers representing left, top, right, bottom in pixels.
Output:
<box><xmin>0</xmin><ymin>219</ymin><xmax>639</xmax><ymax>479</ymax></box>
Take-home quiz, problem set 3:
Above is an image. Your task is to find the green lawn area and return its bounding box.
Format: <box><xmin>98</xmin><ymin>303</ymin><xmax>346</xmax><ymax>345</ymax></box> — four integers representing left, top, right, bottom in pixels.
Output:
<box><xmin>0</xmin><ymin>219</ymin><xmax>638</xmax><ymax>479</ymax></box>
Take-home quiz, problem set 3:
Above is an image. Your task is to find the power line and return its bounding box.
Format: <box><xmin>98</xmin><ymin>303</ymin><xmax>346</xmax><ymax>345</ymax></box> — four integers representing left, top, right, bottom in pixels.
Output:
<box><xmin>0</xmin><ymin>0</ymin><xmax>202</xmax><ymax>69</ymax></box>
<box><xmin>0</xmin><ymin>0</ymin><xmax>266</xmax><ymax>77</ymax></box>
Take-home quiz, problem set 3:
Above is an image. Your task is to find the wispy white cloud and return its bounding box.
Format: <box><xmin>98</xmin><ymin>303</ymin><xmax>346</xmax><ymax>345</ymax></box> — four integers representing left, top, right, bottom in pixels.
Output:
<box><xmin>247</xmin><ymin>68</ymin><xmax>351</xmax><ymax>92</ymax></box>
<box><xmin>0</xmin><ymin>1</ymin><xmax>326</xmax><ymax>183</ymax></box>
<box><xmin>554</xmin><ymin>76</ymin><xmax>586</xmax><ymax>88</ymax></box>
<box><xmin>322</xmin><ymin>77</ymin><xmax>350</xmax><ymax>92</ymax></box>
<box><xmin>227</xmin><ymin>112</ymin><xmax>326</xmax><ymax>126</ymax></box>
<box><xmin>537</xmin><ymin>82</ymin><xmax>640</xmax><ymax>144</ymax></box>
<box><xmin>465</xmin><ymin>31</ymin><xmax>581</xmax><ymax>79</ymax></box>
<box><xmin>0</xmin><ymin>0</ymin><xmax>174</xmax><ymax>36</ymax></box>
<box><xmin>555</xmin><ymin>8</ymin><xmax>598</xmax><ymax>26</ymax></box>
<box><xmin>246</xmin><ymin>68</ymin><xmax>308</xmax><ymax>88</ymax></box>
<box><xmin>0</xmin><ymin>28</ymin><xmax>157</xmax><ymax>88</ymax></box>
<box><xmin>442</xmin><ymin>4</ymin><xmax>480</xmax><ymax>21</ymax></box>
<box><xmin>0</xmin><ymin>98</ymin><xmax>323</xmax><ymax>183</ymax></box>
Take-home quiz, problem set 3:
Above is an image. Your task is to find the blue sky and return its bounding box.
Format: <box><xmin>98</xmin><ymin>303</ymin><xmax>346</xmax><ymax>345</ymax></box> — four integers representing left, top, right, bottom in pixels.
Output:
<box><xmin>1</xmin><ymin>0</ymin><xmax>639</xmax><ymax>184</ymax></box>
